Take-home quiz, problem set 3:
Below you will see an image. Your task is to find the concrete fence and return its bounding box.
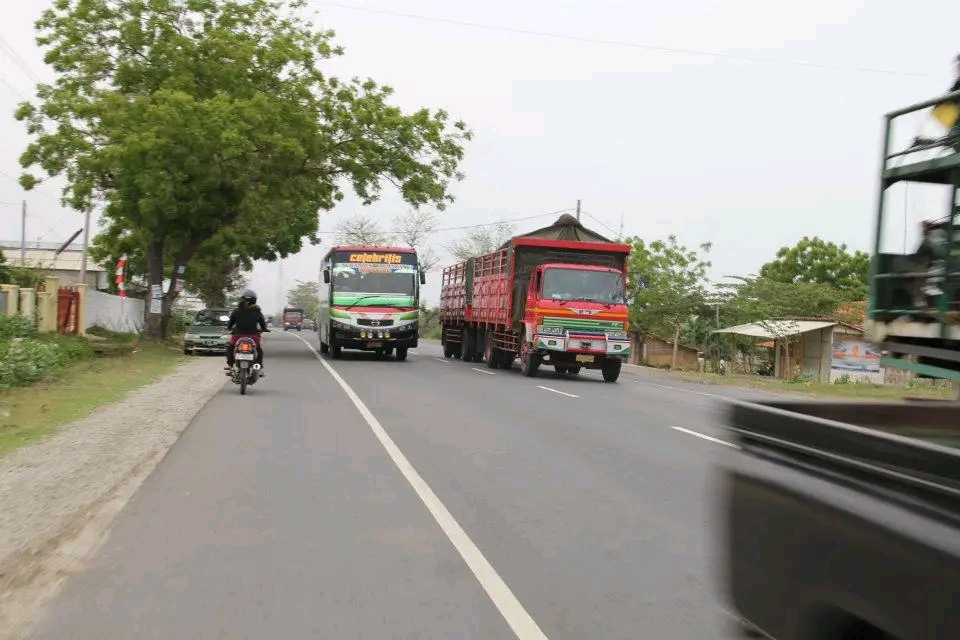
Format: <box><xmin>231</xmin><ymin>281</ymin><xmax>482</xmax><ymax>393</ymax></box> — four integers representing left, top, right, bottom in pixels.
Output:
<box><xmin>83</xmin><ymin>290</ymin><xmax>144</xmax><ymax>333</ymax></box>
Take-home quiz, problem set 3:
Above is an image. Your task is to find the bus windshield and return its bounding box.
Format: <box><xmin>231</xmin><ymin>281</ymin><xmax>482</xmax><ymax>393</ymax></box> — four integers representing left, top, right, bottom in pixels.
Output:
<box><xmin>331</xmin><ymin>264</ymin><xmax>418</xmax><ymax>307</ymax></box>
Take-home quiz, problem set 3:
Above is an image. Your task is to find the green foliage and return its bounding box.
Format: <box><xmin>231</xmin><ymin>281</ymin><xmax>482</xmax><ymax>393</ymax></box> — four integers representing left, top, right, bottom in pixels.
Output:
<box><xmin>418</xmin><ymin>303</ymin><xmax>441</xmax><ymax>339</ymax></box>
<box><xmin>17</xmin><ymin>0</ymin><xmax>471</xmax><ymax>339</ymax></box>
<box><xmin>720</xmin><ymin>276</ymin><xmax>851</xmax><ymax>326</ymax></box>
<box><xmin>0</xmin><ymin>252</ymin><xmax>45</xmax><ymax>289</ymax></box>
<box><xmin>287</xmin><ymin>280</ymin><xmax>320</xmax><ymax>320</ymax></box>
<box><xmin>627</xmin><ymin>235</ymin><xmax>712</xmax><ymax>335</ymax></box>
<box><xmin>0</xmin><ymin>334</ymin><xmax>95</xmax><ymax>390</ymax></box>
<box><xmin>758</xmin><ymin>236</ymin><xmax>869</xmax><ymax>299</ymax></box>
<box><xmin>0</xmin><ymin>314</ymin><xmax>38</xmax><ymax>340</ymax></box>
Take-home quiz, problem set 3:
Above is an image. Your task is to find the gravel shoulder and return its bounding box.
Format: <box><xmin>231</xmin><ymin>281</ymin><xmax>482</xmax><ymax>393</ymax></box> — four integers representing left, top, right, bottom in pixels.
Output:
<box><xmin>0</xmin><ymin>356</ymin><xmax>226</xmax><ymax>640</ymax></box>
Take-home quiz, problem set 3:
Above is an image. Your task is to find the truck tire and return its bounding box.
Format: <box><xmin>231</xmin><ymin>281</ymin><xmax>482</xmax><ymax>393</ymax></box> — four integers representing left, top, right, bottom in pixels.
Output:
<box><xmin>602</xmin><ymin>359</ymin><xmax>622</xmax><ymax>382</ymax></box>
<box><xmin>463</xmin><ymin>329</ymin><xmax>479</xmax><ymax>363</ymax></box>
<box><xmin>443</xmin><ymin>340</ymin><xmax>454</xmax><ymax>358</ymax></box>
<box><xmin>484</xmin><ymin>330</ymin><xmax>501</xmax><ymax>369</ymax></box>
<box><xmin>521</xmin><ymin>343</ymin><xmax>540</xmax><ymax>377</ymax></box>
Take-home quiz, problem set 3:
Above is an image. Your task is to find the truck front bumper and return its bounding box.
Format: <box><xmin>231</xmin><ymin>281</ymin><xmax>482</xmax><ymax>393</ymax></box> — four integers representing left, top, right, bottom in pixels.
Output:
<box><xmin>532</xmin><ymin>331</ymin><xmax>630</xmax><ymax>366</ymax></box>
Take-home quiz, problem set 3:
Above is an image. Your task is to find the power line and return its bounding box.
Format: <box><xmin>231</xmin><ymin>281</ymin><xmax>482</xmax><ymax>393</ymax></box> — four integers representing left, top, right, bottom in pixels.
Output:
<box><xmin>318</xmin><ymin>207</ymin><xmax>573</xmax><ymax>237</ymax></box>
<box><xmin>312</xmin><ymin>2</ymin><xmax>939</xmax><ymax>78</ymax></box>
<box><xmin>0</xmin><ymin>35</ymin><xmax>41</xmax><ymax>84</ymax></box>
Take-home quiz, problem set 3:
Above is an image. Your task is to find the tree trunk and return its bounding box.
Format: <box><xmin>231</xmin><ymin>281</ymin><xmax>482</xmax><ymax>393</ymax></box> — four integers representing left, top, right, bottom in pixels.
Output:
<box><xmin>671</xmin><ymin>321</ymin><xmax>681</xmax><ymax>371</ymax></box>
<box><xmin>143</xmin><ymin>242</ymin><xmax>165</xmax><ymax>341</ymax></box>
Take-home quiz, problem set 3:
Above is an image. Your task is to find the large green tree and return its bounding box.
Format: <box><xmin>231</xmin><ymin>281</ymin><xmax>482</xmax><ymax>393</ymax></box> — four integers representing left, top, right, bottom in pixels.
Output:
<box><xmin>758</xmin><ymin>236</ymin><xmax>869</xmax><ymax>299</ymax></box>
<box><xmin>627</xmin><ymin>235</ymin><xmax>712</xmax><ymax>370</ymax></box>
<box><xmin>16</xmin><ymin>0</ymin><xmax>470</xmax><ymax>339</ymax></box>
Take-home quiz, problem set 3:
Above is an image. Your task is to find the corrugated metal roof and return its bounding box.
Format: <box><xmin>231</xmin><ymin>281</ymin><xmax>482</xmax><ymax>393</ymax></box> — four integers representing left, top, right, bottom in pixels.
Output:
<box><xmin>712</xmin><ymin>319</ymin><xmax>837</xmax><ymax>339</ymax></box>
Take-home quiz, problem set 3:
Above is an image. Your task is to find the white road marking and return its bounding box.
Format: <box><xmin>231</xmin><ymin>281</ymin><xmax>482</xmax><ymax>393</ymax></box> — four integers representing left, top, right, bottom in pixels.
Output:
<box><xmin>290</xmin><ymin>333</ymin><xmax>549</xmax><ymax>640</ymax></box>
<box><xmin>434</xmin><ymin>358</ymin><xmax>451</xmax><ymax>364</ymax></box>
<box><xmin>537</xmin><ymin>385</ymin><xmax>579</xmax><ymax>398</ymax></box>
<box><xmin>472</xmin><ymin>367</ymin><xmax>496</xmax><ymax>376</ymax></box>
<box><xmin>671</xmin><ymin>426</ymin><xmax>739</xmax><ymax>449</ymax></box>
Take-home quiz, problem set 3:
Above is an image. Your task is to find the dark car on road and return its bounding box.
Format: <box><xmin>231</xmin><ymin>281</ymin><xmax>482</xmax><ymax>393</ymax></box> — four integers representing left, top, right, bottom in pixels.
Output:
<box><xmin>182</xmin><ymin>308</ymin><xmax>232</xmax><ymax>355</ymax></box>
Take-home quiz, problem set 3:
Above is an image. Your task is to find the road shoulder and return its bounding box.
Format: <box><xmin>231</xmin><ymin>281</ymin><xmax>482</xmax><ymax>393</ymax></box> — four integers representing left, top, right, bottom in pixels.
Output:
<box><xmin>0</xmin><ymin>356</ymin><xmax>225</xmax><ymax>640</ymax></box>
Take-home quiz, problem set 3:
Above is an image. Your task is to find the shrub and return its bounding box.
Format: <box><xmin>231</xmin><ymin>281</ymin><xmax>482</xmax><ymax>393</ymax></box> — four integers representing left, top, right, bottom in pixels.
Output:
<box><xmin>0</xmin><ymin>334</ymin><xmax>95</xmax><ymax>389</ymax></box>
<box><xmin>0</xmin><ymin>314</ymin><xmax>38</xmax><ymax>340</ymax></box>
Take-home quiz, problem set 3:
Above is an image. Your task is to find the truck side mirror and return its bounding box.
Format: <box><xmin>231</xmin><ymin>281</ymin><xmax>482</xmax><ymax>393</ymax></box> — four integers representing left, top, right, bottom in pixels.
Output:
<box><xmin>322</xmin><ymin>268</ymin><xmax>330</xmax><ymax>284</ymax></box>
<box><xmin>420</xmin><ymin>271</ymin><xmax>426</xmax><ymax>285</ymax></box>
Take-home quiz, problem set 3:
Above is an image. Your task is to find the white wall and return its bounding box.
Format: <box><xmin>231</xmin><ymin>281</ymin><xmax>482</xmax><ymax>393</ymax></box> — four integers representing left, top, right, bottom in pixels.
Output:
<box><xmin>84</xmin><ymin>290</ymin><xmax>144</xmax><ymax>333</ymax></box>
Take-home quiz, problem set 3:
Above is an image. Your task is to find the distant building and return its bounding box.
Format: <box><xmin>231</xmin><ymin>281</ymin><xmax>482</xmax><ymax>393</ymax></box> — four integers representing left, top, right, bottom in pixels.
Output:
<box><xmin>0</xmin><ymin>240</ymin><xmax>108</xmax><ymax>290</ymax></box>
<box><xmin>632</xmin><ymin>332</ymin><xmax>702</xmax><ymax>370</ymax></box>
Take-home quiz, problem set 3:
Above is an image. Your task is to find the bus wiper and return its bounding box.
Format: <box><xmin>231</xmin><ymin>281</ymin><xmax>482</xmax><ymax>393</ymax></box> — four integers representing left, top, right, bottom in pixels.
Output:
<box><xmin>344</xmin><ymin>295</ymin><xmax>383</xmax><ymax>310</ymax></box>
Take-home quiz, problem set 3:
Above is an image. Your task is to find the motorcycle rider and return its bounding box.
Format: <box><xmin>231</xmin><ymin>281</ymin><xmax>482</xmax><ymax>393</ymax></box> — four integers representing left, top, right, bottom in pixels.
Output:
<box><xmin>225</xmin><ymin>289</ymin><xmax>269</xmax><ymax>376</ymax></box>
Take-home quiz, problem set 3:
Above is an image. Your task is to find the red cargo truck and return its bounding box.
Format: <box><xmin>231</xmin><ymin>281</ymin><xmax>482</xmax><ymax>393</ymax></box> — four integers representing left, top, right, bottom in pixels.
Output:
<box><xmin>439</xmin><ymin>214</ymin><xmax>632</xmax><ymax>382</ymax></box>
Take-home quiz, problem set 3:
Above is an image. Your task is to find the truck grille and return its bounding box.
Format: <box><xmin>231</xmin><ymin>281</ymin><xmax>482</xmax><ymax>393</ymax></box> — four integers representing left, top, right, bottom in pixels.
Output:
<box><xmin>541</xmin><ymin>317</ymin><xmax>623</xmax><ymax>331</ymax></box>
<box><xmin>357</xmin><ymin>319</ymin><xmax>394</xmax><ymax>327</ymax></box>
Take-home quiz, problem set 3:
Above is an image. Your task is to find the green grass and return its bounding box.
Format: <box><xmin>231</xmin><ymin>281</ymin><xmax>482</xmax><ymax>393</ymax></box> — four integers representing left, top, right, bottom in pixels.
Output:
<box><xmin>642</xmin><ymin>369</ymin><xmax>955</xmax><ymax>401</ymax></box>
<box><xmin>0</xmin><ymin>341</ymin><xmax>187</xmax><ymax>455</ymax></box>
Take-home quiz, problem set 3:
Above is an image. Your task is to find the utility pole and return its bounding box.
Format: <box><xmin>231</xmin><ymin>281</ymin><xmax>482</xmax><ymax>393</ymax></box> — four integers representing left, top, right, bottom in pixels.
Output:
<box><xmin>618</xmin><ymin>212</ymin><xmax>624</xmax><ymax>240</ymax></box>
<box><xmin>20</xmin><ymin>200</ymin><xmax>26</xmax><ymax>266</ymax></box>
<box><xmin>575</xmin><ymin>199</ymin><xmax>581</xmax><ymax>221</ymax></box>
<box><xmin>78</xmin><ymin>207</ymin><xmax>91</xmax><ymax>287</ymax></box>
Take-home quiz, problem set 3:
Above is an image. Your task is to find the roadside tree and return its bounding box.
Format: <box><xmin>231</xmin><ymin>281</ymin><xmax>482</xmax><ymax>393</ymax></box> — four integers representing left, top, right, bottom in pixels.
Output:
<box><xmin>17</xmin><ymin>0</ymin><xmax>471</xmax><ymax>339</ymax></box>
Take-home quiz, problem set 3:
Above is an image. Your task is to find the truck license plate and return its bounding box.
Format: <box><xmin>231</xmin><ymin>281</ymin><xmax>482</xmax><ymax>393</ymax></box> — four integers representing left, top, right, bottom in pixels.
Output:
<box><xmin>367</xmin><ymin>341</ymin><xmax>382</xmax><ymax>348</ymax></box>
<box><xmin>576</xmin><ymin>355</ymin><xmax>594</xmax><ymax>363</ymax></box>
<box><xmin>235</xmin><ymin>352</ymin><xmax>255</xmax><ymax>361</ymax></box>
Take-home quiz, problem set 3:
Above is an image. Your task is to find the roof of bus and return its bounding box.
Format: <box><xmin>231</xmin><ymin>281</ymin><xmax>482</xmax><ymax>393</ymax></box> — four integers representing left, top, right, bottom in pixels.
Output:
<box><xmin>327</xmin><ymin>246</ymin><xmax>417</xmax><ymax>253</ymax></box>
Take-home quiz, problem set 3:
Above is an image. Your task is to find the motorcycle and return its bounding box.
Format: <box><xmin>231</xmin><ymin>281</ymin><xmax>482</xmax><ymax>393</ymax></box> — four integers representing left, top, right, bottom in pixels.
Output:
<box><xmin>230</xmin><ymin>333</ymin><xmax>266</xmax><ymax>395</ymax></box>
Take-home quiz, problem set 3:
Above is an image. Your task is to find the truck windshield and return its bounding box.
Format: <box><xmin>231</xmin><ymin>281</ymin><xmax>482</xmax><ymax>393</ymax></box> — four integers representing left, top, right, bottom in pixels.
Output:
<box><xmin>542</xmin><ymin>268</ymin><xmax>624</xmax><ymax>304</ymax></box>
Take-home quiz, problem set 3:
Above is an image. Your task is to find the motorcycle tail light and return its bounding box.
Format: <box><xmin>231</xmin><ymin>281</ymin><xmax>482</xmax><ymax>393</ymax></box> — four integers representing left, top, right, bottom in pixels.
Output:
<box><xmin>238</xmin><ymin>342</ymin><xmax>252</xmax><ymax>352</ymax></box>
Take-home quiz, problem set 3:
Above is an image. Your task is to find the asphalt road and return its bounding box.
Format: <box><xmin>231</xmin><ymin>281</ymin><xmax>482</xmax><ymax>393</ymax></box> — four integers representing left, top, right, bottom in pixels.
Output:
<box><xmin>30</xmin><ymin>333</ymin><xmax>753</xmax><ymax>639</ymax></box>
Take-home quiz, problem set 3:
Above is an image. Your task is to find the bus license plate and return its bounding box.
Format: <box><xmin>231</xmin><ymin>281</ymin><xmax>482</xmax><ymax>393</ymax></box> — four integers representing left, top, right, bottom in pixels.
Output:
<box><xmin>235</xmin><ymin>352</ymin><xmax>255</xmax><ymax>361</ymax></box>
<box><xmin>576</xmin><ymin>355</ymin><xmax>594</xmax><ymax>363</ymax></box>
<box><xmin>367</xmin><ymin>341</ymin><xmax>382</xmax><ymax>348</ymax></box>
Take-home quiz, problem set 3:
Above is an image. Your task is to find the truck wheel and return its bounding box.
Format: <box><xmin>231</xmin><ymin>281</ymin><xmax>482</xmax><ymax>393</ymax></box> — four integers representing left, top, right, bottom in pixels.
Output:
<box><xmin>374</xmin><ymin>348</ymin><xmax>386</xmax><ymax>359</ymax></box>
<box><xmin>484</xmin><ymin>331</ymin><xmax>501</xmax><ymax>369</ymax></box>
<box><xmin>462</xmin><ymin>330</ymin><xmax>475</xmax><ymax>363</ymax></box>
<box><xmin>443</xmin><ymin>341</ymin><xmax>454</xmax><ymax>358</ymax></box>
<box><xmin>395</xmin><ymin>346</ymin><xmax>408</xmax><ymax>361</ymax></box>
<box><xmin>602</xmin><ymin>359</ymin><xmax>622</xmax><ymax>382</ymax></box>
<box><xmin>320</xmin><ymin>341</ymin><xmax>329</xmax><ymax>354</ymax></box>
<box><xmin>521</xmin><ymin>343</ymin><xmax>540</xmax><ymax>377</ymax></box>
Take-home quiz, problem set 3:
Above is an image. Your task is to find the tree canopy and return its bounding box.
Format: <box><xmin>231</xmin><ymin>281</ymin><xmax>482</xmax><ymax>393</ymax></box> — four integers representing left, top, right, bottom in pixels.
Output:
<box><xmin>287</xmin><ymin>280</ymin><xmax>320</xmax><ymax>320</ymax></box>
<box><xmin>16</xmin><ymin>0</ymin><xmax>471</xmax><ymax>338</ymax></box>
<box><xmin>333</xmin><ymin>209</ymin><xmax>441</xmax><ymax>273</ymax></box>
<box><xmin>758</xmin><ymin>236</ymin><xmax>869</xmax><ymax>299</ymax></box>
<box><xmin>627</xmin><ymin>235</ymin><xmax>712</xmax><ymax>369</ymax></box>
<box><xmin>445</xmin><ymin>222</ymin><xmax>516</xmax><ymax>262</ymax></box>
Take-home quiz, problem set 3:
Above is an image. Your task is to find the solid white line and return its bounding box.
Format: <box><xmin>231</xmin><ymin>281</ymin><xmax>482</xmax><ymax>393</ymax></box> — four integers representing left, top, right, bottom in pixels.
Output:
<box><xmin>671</xmin><ymin>426</ymin><xmax>739</xmax><ymax>449</ymax></box>
<box><xmin>632</xmin><ymin>379</ymin><xmax>723</xmax><ymax>398</ymax></box>
<box><xmin>290</xmin><ymin>333</ymin><xmax>548</xmax><ymax>640</ymax></box>
<box><xmin>434</xmin><ymin>357</ymin><xmax>451</xmax><ymax>364</ymax></box>
<box><xmin>472</xmin><ymin>367</ymin><xmax>496</xmax><ymax>375</ymax></box>
<box><xmin>537</xmin><ymin>385</ymin><xmax>579</xmax><ymax>398</ymax></box>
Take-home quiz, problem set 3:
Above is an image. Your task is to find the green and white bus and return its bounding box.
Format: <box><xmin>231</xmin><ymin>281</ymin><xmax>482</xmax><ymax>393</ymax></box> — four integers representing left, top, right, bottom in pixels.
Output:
<box><xmin>318</xmin><ymin>245</ymin><xmax>425</xmax><ymax>361</ymax></box>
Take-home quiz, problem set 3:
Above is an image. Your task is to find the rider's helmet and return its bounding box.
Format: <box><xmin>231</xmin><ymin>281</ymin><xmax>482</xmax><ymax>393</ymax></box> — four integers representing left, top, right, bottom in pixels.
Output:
<box><xmin>240</xmin><ymin>289</ymin><xmax>257</xmax><ymax>305</ymax></box>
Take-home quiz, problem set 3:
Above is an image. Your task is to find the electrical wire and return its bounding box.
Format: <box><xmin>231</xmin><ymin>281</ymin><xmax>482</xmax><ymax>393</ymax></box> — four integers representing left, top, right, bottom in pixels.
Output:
<box><xmin>311</xmin><ymin>2</ymin><xmax>939</xmax><ymax>78</ymax></box>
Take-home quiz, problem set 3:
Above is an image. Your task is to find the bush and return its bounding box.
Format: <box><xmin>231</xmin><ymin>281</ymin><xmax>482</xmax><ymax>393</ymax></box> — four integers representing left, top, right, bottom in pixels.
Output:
<box><xmin>0</xmin><ymin>314</ymin><xmax>38</xmax><ymax>340</ymax></box>
<box><xmin>0</xmin><ymin>334</ymin><xmax>95</xmax><ymax>389</ymax></box>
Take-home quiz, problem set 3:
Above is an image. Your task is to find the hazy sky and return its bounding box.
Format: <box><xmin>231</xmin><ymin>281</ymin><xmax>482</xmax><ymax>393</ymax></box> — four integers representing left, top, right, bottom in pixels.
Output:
<box><xmin>1</xmin><ymin>0</ymin><xmax>957</xmax><ymax>311</ymax></box>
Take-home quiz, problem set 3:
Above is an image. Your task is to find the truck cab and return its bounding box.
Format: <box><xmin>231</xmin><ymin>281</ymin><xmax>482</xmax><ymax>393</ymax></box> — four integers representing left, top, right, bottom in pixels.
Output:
<box><xmin>523</xmin><ymin>263</ymin><xmax>631</xmax><ymax>378</ymax></box>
